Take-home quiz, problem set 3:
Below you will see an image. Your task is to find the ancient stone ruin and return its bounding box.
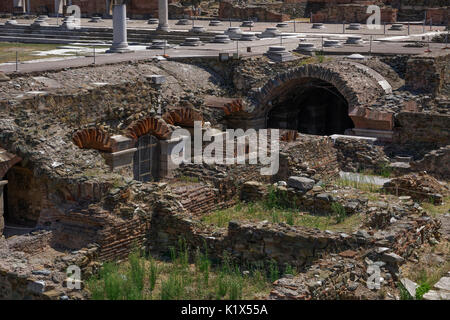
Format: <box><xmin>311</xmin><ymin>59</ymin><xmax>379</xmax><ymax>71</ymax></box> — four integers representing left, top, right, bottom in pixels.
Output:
<box><xmin>0</xmin><ymin>0</ymin><xmax>449</xmax><ymax>304</ymax></box>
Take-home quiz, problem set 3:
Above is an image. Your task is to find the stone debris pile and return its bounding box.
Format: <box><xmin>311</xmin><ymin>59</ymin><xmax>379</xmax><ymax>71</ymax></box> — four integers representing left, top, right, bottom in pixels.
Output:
<box><xmin>383</xmin><ymin>172</ymin><xmax>448</xmax><ymax>204</ymax></box>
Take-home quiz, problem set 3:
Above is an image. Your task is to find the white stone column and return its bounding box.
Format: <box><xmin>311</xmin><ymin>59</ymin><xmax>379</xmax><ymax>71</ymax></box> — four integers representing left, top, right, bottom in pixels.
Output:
<box><xmin>54</xmin><ymin>0</ymin><xmax>63</xmax><ymax>15</ymax></box>
<box><xmin>106</xmin><ymin>0</ymin><xmax>112</xmax><ymax>16</ymax></box>
<box><xmin>107</xmin><ymin>4</ymin><xmax>132</xmax><ymax>53</ymax></box>
<box><xmin>157</xmin><ymin>0</ymin><xmax>169</xmax><ymax>32</ymax></box>
<box><xmin>26</xmin><ymin>0</ymin><xmax>31</xmax><ymax>14</ymax></box>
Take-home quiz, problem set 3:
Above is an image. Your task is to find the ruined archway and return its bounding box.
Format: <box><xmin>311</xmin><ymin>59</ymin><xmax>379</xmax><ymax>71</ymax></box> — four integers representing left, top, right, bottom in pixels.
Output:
<box><xmin>126</xmin><ymin>117</ymin><xmax>172</xmax><ymax>182</ymax></box>
<box><xmin>0</xmin><ymin>148</ymin><xmax>41</xmax><ymax>237</ymax></box>
<box><xmin>245</xmin><ymin>61</ymin><xmax>392</xmax><ymax>134</ymax></box>
<box><xmin>267</xmin><ymin>77</ymin><xmax>354</xmax><ymax>135</ymax></box>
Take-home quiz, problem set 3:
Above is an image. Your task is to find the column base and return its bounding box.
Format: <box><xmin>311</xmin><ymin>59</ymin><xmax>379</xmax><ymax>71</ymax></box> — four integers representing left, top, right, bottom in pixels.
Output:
<box><xmin>157</xmin><ymin>24</ymin><xmax>170</xmax><ymax>32</ymax></box>
<box><xmin>106</xmin><ymin>43</ymin><xmax>134</xmax><ymax>54</ymax></box>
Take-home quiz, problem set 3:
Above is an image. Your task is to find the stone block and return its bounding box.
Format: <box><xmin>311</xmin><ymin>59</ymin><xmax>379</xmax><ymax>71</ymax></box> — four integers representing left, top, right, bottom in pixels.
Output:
<box><xmin>287</xmin><ymin>176</ymin><xmax>315</xmax><ymax>192</ymax></box>
<box><xmin>103</xmin><ymin>148</ymin><xmax>137</xmax><ymax>171</ymax></box>
<box><xmin>27</xmin><ymin>280</ymin><xmax>46</xmax><ymax>295</ymax></box>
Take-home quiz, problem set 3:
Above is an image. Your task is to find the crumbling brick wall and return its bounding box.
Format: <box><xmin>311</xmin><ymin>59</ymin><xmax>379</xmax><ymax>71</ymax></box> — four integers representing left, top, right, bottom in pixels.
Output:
<box><xmin>219</xmin><ymin>1</ymin><xmax>290</xmax><ymax>22</ymax></box>
<box><xmin>277</xmin><ymin>135</ymin><xmax>340</xmax><ymax>181</ymax></box>
<box><xmin>0</xmin><ymin>0</ymin><xmax>13</xmax><ymax>13</ymax></box>
<box><xmin>410</xmin><ymin>145</ymin><xmax>450</xmax><ymax>180</ymax></box>
<box><xmin>405</xmin><ymin>52</ymin><xmax>450</xmax><ymax>96</ymax></box>
<box><xmin>393</xmin><ymin>112</ymin><xmax>450</xmax><ymax>146</ymax></box>
<box><xmin>311</xmin><ymin>4</ymin><xmax>397</xmax><ymax>23</ymax></box>
<box><xmin>172</xmin><ymin>183</ymin><xmax>219</xmax><ymax>216</ymax></box>
<box><xmin>333</xmin><ymin>137</ymin><xmax>389</xmax><ymax>173</ymax></box>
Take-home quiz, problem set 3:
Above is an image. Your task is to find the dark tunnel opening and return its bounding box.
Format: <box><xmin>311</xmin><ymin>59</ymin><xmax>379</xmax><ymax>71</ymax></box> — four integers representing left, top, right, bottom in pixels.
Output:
<box><xmin>267</xmin><ymin>78</ymin><xmax>355</xmax><ymax>135</ymax></box>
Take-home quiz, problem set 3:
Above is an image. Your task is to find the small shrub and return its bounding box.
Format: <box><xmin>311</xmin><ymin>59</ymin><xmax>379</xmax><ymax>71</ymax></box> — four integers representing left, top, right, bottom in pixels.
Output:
<box><xmin>178</xmin><ymin>175</ymin><xmax>200</xmax><ymax>183</ymax></box>
<box><xmin>284</xmin><ymin>263</ymin><xmax>296</xmax><ymax>276</ymax></box>
<box><xmin>104</xmin><ymin>272</ymin><xmax>126</xmax><ymax>300</ymax></box>
<box><xmin>269</xmin><ymin>260</ymin><xmax>279</xmax><ymax>282</ymax></box>
<box><xmin>315</xmin><ymin>51</ymin><xmax>325</xmax><ymax>63</ymax></box>
<box><xmin>228</xmin><ymin>275</ymin><xmax>243</xmax><ymax>300</ymax></box>
<box><xmin>263</xmin><ymin>186</ymin><xmax>292</xmax><ymax>210</ymax></box>
<box><xmin>331</xmin><ymin>202</ymin><xmax>347</xmax><ymax>223</ymax></box>
<box><xmin>377</xmin><ymin>163</ymin><xmax>392</xmax><ymax>178</ymax></box>
<box><xmin>285</xmin><ymin>211</ymin><xmax>294</xmax><ymax>226</ymax></box>
<box><xmin>160</xmin><ymin>273</ymin><xmax>185</xmax><ymax>300</ymax></box>
<box><xmin>195</xmin><ymin>249</ymin><xmax>211</xmax><ymax>285</ymax></box>
<box><xmin>415</xmin><ymin>283</ymin><xmax>431</xmax><ymax>300</ymax></box>
<box><xmin>149</xmin><ymin>258</ymin><xmax>158</xmax><ymax>292</ymax></box>
<box><xmin>216</xmin><ymin>273</ymin><xmax>228</xmax><ymax>299</ymax></box>
<box><xmin>128</xmin><ymin>250</ymin><xmax>145</xmax><ymax>293</ymax></box>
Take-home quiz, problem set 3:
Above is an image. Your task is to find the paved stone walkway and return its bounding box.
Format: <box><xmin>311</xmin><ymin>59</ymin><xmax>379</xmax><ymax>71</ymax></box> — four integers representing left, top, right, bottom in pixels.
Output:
<box><xmin>1</xmin><ymin>38</ymin><xmax>448</xmax><ymax>75</ymax></box>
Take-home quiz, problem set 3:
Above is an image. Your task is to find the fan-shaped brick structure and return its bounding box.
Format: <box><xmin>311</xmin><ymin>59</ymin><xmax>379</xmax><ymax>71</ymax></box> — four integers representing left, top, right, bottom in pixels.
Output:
<box><xmin>126</xmin><ymin>117</ymin><xmax>172</xmax><ymax>140</ymax></box>
<box><xmin>163</xmin><ymin>108</ymin><xmax>204</xmax><ymax>127</ymax></box>
<box><xmin>72</xmin><ymin>128</ymin><xmax>113</xmax><ymax>152</ymax></box>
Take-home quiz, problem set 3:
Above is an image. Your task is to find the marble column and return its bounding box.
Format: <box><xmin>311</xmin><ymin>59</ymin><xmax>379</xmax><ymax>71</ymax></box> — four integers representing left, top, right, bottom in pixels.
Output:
<box><xmin>54</xmin><ymin>0</ymin><xmax>63</xmax><ymax>15</ymax></box>
<box><xmin>157</xmin><ymin>0</ymin><xmax>169</xmax><ymax>32</ymax></box>
<box><xmin>26</xmin><ymin>0</ymin><xmax>31</xmax><ymax>14</ymax></box>
<box><xmin>107</xmin><ymin>4</ymin><xmax>132</xmax><ymax>53</ymax></box>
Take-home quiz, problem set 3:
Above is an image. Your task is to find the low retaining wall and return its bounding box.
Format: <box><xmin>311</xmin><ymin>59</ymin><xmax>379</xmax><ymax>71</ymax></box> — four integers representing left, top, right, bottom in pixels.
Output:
<box><xmin>147</xmin><ymin>206</ymin><xmax>440</xmax><ymax>270</ymax></box>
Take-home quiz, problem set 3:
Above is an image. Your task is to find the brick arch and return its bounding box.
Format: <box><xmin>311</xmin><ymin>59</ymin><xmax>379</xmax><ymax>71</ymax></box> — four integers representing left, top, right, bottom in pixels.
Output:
<box><xmin>247</xmin><ymin>61</ymin><xmax>387</xmax><ymax>118</ymax></box>
<box><xmin>222</xmin><ymin>99</ymin><xmax>247</xmax><ymax>116</ymax></box>
<box><xmin>126</xmin><ymin>117</ymin><xmax>172</xmax><ymax>140</ymax></box>
<box><xmin>72</xmin><ymin>128</ymin><xmax>113</xmax><ymax>152</ymax></box>
<box><xmin>163</xmin><ymin>108</ymin><xmax>204</xmax><ymax>127</ymax></box>
<box><xmin>0</xmin><ymin>148</ymin><xmax>22</xmax><ymax>179</ymax></box>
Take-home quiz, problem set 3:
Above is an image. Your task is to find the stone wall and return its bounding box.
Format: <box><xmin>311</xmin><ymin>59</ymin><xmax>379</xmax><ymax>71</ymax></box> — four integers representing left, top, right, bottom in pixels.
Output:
<box><xmin>393</xmin><ymin>112</ymin><xmax>450</xmax><ymax>146</ymax></box>
<box><xmin>333</xmin><ymin>136</ymin><xmax>389</xmax><ymax>173</ymax></box>
<box><xmin>97</xmin><ymin>216</ymin><xmax>150</xmax><ymax>261</ymax></box>
<box><xmin>148</xmin><ymin>198</ymin><xmax>440</xmax><ymax>270</ymax></box>
<box><xmin>0</xmin><ymin>0</ymin><xmax>13</xmax><ymax>13</ymax></box>
<box><xmin>311</xmin><ymin>4</ymin><xmax>397</xmax><ymax>23</ymax></box>
<box><xmin>276</xmin><ymin>135</ymin><xmax>340</xmax><ymax>181</ymax></box>
<box><xmin>148</xmin><ymin>209</ymin><xmax>363</xmax><ymax>269</ymax></box>
<box><xmin>0</xmin><ymin>268</ymin><xmax>50</xmax><ymax>300</ymax></box>
<box><xmin>218</xmin><ymin>1</ymin><xmax>289</xmax><ymax>22</ymax></box>
<box><xmin>410</xmin><ymin>145</ymin><xmax>450</xmax><ymax>180</ymax></box>
<box><xmin>171</xmin><ymin>183</ymin><xmax>219</xmax><ymax>216</ymax></box>
<box><xmin>425</xmin><ymin>7</ymin><xmax>450</xmax><ymax>25</ymax></box>
<box><xmin>0</xmin><ymin>0</ymin><xmax>175</xmax><ymax>18</ymax></box>
<box><xmin>405</xmin><ymin>52</ymin><xmax>450</xmax><ymax>97</ymax></box>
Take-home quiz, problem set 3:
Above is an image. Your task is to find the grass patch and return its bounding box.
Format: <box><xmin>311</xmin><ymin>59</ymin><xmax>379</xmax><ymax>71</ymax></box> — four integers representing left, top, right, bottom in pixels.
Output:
<box><xmin>177</xmin><ymin>175</ymin><xmax>200</xmax><ymax>184</ymax></box>
<box><xmin>0</xmin><ymin>42</ymin><xmax>105</xmax><ymax>64</ymax></box>
<box><xmin>86</xmin><ymin>247</ymin><xmax>273</xmax><ymax>300</ymax></box>
<box><xmin>421</xmin><ymin>196</ymin><xmax>450</xmax><ymax>218</ymax></box>
<box><xmin>201</xmin><ymin>201</ymin><xmax>362</xmax><ymax>233</ymax></box>
<box><xmin>400</xmin><ymin>241</ymin><xmax>450</xmax><ymax>300</ymax></box>
<box><xmin>0</xmin><ymin>42</ymin><xmax>67</xmax><ymax>63</ymax></box>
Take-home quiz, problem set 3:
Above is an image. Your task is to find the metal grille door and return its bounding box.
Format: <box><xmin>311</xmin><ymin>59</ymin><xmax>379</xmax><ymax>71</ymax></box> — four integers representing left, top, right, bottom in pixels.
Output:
<box><xmin>133</xmin><ymin>134</ymin><xmax>160</xmax><ymax>182</ymax></box>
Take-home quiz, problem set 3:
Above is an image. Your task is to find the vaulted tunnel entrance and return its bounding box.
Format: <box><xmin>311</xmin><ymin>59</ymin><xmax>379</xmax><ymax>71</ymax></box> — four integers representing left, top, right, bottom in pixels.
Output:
<box><xmin>1</xmin><ymin>165</ymin><xmax>42</xmax><ymax>237</ymax></box>
<box><xmin>266</xmin><ymin>78</ymin><xmax>354</xmax><ymax>135</ymax></box>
